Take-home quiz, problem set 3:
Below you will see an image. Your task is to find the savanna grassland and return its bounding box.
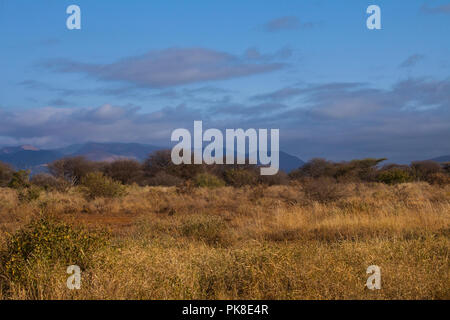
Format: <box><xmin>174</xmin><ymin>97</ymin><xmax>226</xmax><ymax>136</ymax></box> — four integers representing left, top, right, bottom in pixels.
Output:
<box><xmin>0</xmin><ymin>180</ymin><xmax>449</xmax><ymax>300</ymax></box>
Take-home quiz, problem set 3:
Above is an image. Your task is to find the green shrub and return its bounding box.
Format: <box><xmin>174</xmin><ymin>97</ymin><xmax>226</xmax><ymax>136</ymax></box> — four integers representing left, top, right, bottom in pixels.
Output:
<box><xmin>223</xmin><ymin>169</ymin><xmax>258</xmax><ymax>187</ymax></box>
<box><xmin>377</xmin><ymin>169</ymin><xmax>413</xmax><ymax>185</ymax></box>
<box><xmin>30</xmin><ymin>173</ymin><xmax>70</xmax><ymax>192</ymax></box>
<box><xmin>17</xmin><ymin>185</ymin><xmax>41</xmax><ymax>203</ymax></box>
<box><xmin>80</xmin><ymin>172</ymin><xmax>126</xmax><ymax>199</ymax></box>
<box><xmin>194</xmin><ymin>173</ymin><xmax>225</xmax><ymax>188</ymax></box>
<box><xmin>8</xmin><ymin>170</ymin><xmax>30</xmax><ymax>189</ymax></box>
<box><xmin>0</xmin><ymin>217</ymin><xmax>108</xmax><ymax>283</ymax></box>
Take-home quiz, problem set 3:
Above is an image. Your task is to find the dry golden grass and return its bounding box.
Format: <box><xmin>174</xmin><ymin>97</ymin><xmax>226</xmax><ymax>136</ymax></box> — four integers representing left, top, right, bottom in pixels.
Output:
<box><xmin>0</xmin><ymin>182</ymin><xmax>449</xmax><ymax>300</ymax></box>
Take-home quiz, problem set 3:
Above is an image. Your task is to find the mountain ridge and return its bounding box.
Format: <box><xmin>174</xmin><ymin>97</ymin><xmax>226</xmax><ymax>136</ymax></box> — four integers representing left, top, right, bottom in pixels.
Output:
<box><xmin>0</xmin><ymin>142</ymin><xmax>305</xmax><ymax>173</ymax></box>
<box><xmin>430</xmin><ymin>155</ymin><xmax>450</xmax><ymax>163</ymax></box>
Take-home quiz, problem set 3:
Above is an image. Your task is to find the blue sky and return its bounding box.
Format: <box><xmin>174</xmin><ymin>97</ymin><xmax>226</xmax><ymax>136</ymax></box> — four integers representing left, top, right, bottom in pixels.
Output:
<box><xmin>0</xmin><ymin>0</ymin><xmax>449</xmax><ymax>162</ymax></box>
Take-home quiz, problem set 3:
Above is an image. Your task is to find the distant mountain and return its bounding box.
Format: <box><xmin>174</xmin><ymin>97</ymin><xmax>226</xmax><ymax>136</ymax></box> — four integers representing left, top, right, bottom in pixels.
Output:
<box><xmin>279</xmin><ymin>151</ymin><xmax>304</xmax><ymax>172</ymax></box>
<box><xmin>0</xmin><ymin>146</ymin><xmax>62</xmax><ymax>171</ymax></box>
<box><xmin>0</xmin><ymin>143</ymin><xmax>161</xmax><ymax>172</ymax></box>
<box><xmin>0</xmin><ymin>142</ymin><xmax>304</xmax><ymax>173</ymax></box>
<box><xmin>225</xmin><ymin>149</ymin><xmax>304</xmax><ymax>173</ymax></box>
<box><xmin>430</xmin><ymin>155</ymin><xmax>450</xmax><ymax>163</ymax></box>
<box><xmin>57</xmin><ymin>142</ymin><xmax>161</xmax><ymax>162</ymax></box>
<box><xmin>0</xmin><ymin>145</ymin><xmax>40</xmax><ymax>154</ymax></box>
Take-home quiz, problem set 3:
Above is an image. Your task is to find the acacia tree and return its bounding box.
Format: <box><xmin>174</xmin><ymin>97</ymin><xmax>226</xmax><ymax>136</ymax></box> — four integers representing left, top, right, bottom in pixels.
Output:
<box><xmin>103</xmin><ymin>159</ymin><xmax>143</xmax><ymax>185</ymax></box>
<box><xmin>143</xmin><ymin>150</ymin><xmax>204</xmax><ymax>180</ymax></box>
<box><xmin>48</xmin><ymin>156</ymin><xmax>97</xmax><ymax>185</ymax></box>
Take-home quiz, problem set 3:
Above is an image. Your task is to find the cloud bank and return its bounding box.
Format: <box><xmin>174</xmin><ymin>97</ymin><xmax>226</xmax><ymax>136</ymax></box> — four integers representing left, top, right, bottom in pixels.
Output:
<box><xmin>421</xmin><ymin>3</ymin><xmax>450</xmax><ymax>14</ymax></box>
<box><xmin>262</xmin><ymin>16</ymin><xmax>315</xmax><ymax>32</ymax></box>
<box><xmin>42</xmin><ymin>48</ymin><xmax>286</xmax><ymax>88</ymax></box>
<box><xmin>2</xmin><ymin>78</ymin><xmax>449</xmax><ymax>162</ymax></box>
<box><xmin>399</xmin><ymin>54</ymin><xmax>425</xmax><ymax>68</ymax></box>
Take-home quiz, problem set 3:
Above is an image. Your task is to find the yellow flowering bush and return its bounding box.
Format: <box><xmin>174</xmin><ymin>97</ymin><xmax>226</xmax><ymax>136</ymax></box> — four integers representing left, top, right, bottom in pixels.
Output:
<box><xmin>194</xmin><ymin>173</ymin><xmax>225</xmax><ymax>188</ymax></box>
<box><xmin>0</xmin><ymin>217</ymin><xmax>108</xmax><ymax>283</ymax></box>
<box><xmin>80</xmin><ymin>172</ymin><xmax>126</xmax><ymax>199</ymax></box>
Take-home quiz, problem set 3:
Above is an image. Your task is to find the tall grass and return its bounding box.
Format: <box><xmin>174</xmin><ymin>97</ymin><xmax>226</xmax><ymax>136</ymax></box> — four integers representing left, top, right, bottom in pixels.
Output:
<box><xmin>0</xmin><ymin>182</ymin><xmax>448</xmax><ymax>299</ymax></box>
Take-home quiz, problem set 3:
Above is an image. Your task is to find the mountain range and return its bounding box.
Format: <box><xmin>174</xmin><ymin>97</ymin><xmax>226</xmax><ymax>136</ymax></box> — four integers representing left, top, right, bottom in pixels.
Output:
<box><xmin>0</xmin><ymin>142</ymin><xmax>305</xmax><ymax>174</ymax></box>
<box><xmin>430</xmin><ymin>155</ymin><xmax>450</xmax><ymax>163</ymax></box>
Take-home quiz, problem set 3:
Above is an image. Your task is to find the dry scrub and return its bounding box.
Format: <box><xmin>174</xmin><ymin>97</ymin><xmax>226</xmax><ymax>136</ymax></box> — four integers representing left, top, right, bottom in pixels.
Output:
<box><xmin>0</xmin><ymin>182</ymin><xmax>449</xmax><ymax>299</ymax></box>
